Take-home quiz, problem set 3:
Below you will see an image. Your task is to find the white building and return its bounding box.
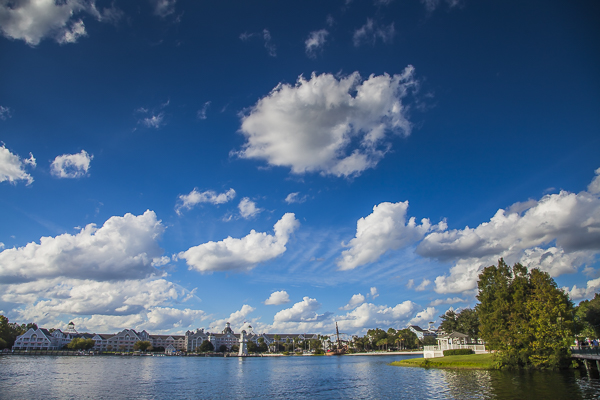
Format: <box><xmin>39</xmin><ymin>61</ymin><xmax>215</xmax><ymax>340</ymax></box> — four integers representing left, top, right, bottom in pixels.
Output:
<box><xmin>423</xmin><ymin>331</ymin><xmax>487</xmax><ymax>358</ymax></box>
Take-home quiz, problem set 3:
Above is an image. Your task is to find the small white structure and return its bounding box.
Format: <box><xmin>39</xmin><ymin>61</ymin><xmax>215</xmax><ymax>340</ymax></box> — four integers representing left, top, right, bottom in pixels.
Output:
<box><xmin>238</xmin><ymin>330</ymin><xmax>248</xmax><ymax>356</ymax></box>
<box><xmin>424</xmin><ymin>331</ymin><xmax>486</xmax><ymax>358</ymax></box>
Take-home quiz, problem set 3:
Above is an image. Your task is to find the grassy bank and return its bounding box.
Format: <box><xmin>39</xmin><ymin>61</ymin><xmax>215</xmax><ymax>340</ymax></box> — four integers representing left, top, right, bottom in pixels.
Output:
<box><xmin>390</xmin><ymin>353</ymin><xmax>496</xmax><ymax>370</ymax></box>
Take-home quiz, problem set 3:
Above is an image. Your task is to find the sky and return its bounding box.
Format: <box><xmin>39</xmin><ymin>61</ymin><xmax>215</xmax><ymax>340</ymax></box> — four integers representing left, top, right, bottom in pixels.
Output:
<box><xmin>0</xmin><ymin>0</ymin><xmax>599</xmax><ymax>337</ymax></box>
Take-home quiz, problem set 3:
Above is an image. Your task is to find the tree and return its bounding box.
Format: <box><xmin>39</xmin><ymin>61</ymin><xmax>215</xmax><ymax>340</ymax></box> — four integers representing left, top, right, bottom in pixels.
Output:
<box><xmin>218</xmin><ymin>344</ymin><xmax>228</xmax><ymax>353</ymax></box>
<box><xmin>247</xmin><ymin>340</ymin><xmax>258</xmax><ymax>353</ymax></box>
<box><xmin>397</xmin><ymin>328</ymin><xmax>419</xmax><ymax>349</ymax></box>
<box><xmin>67</xmin><ymin>338</ymin><xmax>95</xmax><ymax>350</ymax></box>
<box><xmin>422</xmin><ymin>336</ymin><xmax>437</xmax><ymax>346</ymax></box>
<box><xmin>575</xmin><ymin>293</ymin><xmax>600</xmax><ymax>338</ymax></box>
<box><xmin>476</xmin><ymin>259</ymin><xmax>574</xmax><ymax>369</ymax></box>
<box><xmin>0</xmin><ymin>315</ymin><xmax>36</xmax><ymax>348</ymax></box>
<box><xmin>231</xmin><ymin>344</ymin><xmax>239</xmax><ymax>353</ymax></box>
<box><xmin>133</xmin><ymin>341</ymin><xmax>152</xmax><ymax>352</ymax></box>
<box><xmin>273</xmin><ymin>334</ymin><xmax>280</xmax><ymax>352</ymax></box>
<box><xmin>198</xmin><ymin>340</ymin><xmax>214</xmax><ymax>352</ymax></box>
<box><xmin>439</xmin><ymin>309</ymin><xmax>458</xmax><ymax>333</ymax></box>
<box><xmin>439</xmin><ymin>308</ymin><xmax>480</xmax><ymax>339</ymax></box>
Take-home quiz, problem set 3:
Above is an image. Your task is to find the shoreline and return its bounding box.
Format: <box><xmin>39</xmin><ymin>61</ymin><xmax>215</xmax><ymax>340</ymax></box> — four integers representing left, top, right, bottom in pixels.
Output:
<box><xmin>347</xmin><ymin>351</ymin><xmax>423</xmax><ymax>356</ymax></box>
<box><xmin>2</xmin><ymin>350</ymin><xmax>424</xmax><ymax>358</ymax></box>
<box><xmin>390</xmin><ymin>353</ymin><xmax>495</xmax><ymax>370</ymax></box>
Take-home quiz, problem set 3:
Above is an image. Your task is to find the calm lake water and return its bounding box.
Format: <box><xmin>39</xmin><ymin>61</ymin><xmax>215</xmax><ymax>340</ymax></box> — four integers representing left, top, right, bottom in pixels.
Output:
<box><xmin>1</xmin><ymin>354</ymin><xmax>599</xmax><ymax>399</ymax></box>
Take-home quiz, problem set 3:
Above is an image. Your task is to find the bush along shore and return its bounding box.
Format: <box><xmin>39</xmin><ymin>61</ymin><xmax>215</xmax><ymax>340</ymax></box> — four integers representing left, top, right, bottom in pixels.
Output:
<box><xmin>391</xmin><ymin>354</ymin><xmax>497</xmax><ymax>370</ymax></box>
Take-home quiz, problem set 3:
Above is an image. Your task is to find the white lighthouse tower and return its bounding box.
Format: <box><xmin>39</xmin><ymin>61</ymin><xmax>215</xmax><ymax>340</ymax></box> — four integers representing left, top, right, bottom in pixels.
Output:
<box><xmin>238</xmin><ymin>330</ymin><xmax>248</xmax><ymax>356</ymax></box>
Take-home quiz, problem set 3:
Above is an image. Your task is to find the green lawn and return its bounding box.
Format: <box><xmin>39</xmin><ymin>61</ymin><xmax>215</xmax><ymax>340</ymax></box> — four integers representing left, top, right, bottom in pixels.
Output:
<box><xmin>390</xmin><ymin>353</ymin><xmax>496</xmax><ymax>370</ymax></box>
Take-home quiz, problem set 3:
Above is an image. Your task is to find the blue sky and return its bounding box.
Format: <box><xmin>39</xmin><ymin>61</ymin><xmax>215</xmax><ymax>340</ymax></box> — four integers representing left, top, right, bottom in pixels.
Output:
<box><xmin>0</xmin><ymin>0</ymin><xmax>599</xmax><ymax>336</ymax></box>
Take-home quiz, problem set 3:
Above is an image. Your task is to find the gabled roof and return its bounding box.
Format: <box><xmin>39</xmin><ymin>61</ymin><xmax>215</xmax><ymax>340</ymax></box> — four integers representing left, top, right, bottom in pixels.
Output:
<box><xmin>437</xmin><ymin>331</ymin><xmax>469</xmax><ymax>339</ymax></box>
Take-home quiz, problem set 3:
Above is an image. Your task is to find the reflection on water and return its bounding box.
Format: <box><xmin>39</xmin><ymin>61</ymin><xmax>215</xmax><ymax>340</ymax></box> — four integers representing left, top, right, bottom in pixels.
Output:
<box><xmin>1</xmin><ymin>354</ymin><xmax>599</xmax><ymax>399</ymax></box>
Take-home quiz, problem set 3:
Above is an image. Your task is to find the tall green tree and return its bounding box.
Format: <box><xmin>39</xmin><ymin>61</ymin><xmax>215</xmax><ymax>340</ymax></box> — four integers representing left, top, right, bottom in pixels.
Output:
<box><xmin>440</xmin><ymin>308</ymin><xmax>480</xmax><ymax>339</ymax></box>
<box><xmin>198</xmin><ymin>340</ymin><xmax>214</xmax><ymax>352</ymax></box>
<box><xmin>67</xmin><ymin>338</ymin><xmax>95</xmax><ymax>350</ymax></box>
<box><xmin>133</xmin><ymin>341</ymin><xmax>152</xmax><ymax>352</ymax></box>
<box><xmin>575</xmin><ymin>293</ymin><xmax>600</xmax><ymax>338</ymax></box>
<box><xmin>0</xmin><ymin>316</ymin><xmax>36</xmax><ymax>348</ymax></box>
<box><xmin>476</xmin><ymin>259</ymin><xmax>574</xmax><ymax>369</ymax></box>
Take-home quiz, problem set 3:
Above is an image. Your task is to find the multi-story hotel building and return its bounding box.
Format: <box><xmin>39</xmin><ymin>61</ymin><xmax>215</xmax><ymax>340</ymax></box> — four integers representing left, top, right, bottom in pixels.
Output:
<box><xmin>12</xmin><ymin>321</ymin><xmax>320</xmax><ymax>354</ymax></box>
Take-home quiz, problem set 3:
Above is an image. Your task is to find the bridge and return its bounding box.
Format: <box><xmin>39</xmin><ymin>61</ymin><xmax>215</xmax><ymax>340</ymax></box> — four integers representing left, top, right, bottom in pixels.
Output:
<box><xmin>571</xmin><ymin>348</ymin><xmax>600</xmax><ymax>376</ymax></box>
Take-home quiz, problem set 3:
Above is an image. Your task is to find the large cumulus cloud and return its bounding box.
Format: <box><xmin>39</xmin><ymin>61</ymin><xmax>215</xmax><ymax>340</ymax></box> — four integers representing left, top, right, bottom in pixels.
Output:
<box><xmin>0</xmin><ymin>210</ymin><xmax>165</xmax><ymax>283</ymax></box>
<box><xmin>178</xmin><ymin>213</ymin><xmax>300</xmax><ymax>273</ymax></box>
<box><xmin>235</xmin><ymin>68</ymin><xmax>418</xmax><ymax>177</ymax></box>
<box><xmin>338</xmin><ymin>201</ymin><xmax>440</xmax><ymax>270</ymax></box>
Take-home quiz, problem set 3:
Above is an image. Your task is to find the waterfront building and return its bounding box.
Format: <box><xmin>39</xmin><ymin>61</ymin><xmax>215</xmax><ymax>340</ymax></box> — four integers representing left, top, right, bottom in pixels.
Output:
<box><xmin>13</xmin><ymin>328</ymin><xmax>58</xmax><ymax>350</ymax></box>
<box><xmin>12</xmin><ymin>321</ymin><xmax>319</xmax><ymax>354</ymax></box>
<box><xmin>423</xmin><ymin>331</ymin><xmax>487</xmax><ymax>358</ymax></box>
<box><xmin>409</xmin><ymin>324</ymin><xmax>438</xmax><ymax>341</ymax></box>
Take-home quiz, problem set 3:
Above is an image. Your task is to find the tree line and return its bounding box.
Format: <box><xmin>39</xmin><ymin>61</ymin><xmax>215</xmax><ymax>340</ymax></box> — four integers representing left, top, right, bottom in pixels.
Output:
<box><xmin>440</xmin><ymin>259</ymin><xmax>600</xmax><ymax>369</ymax></box>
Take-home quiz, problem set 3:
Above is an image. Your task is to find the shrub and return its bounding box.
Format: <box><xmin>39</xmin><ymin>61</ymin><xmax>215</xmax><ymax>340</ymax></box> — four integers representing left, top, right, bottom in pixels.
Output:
<box><xmin>443</xmin><ymin>349</ymin><xmax>474</xmax><ymax>356</ymax></box>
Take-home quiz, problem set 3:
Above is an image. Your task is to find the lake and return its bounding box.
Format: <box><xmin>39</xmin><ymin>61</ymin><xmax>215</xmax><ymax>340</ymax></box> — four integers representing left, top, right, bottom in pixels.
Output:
<box><xmin>1</xmin><ymin>354</ymin><xmax>599</xmax><ymax>399</ymax></box>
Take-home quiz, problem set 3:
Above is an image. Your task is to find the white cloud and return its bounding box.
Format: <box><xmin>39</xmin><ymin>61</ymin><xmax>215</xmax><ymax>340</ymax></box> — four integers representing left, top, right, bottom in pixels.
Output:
<box><xmin>273</xmin><ymin>297</ymin><xmax>330</xmax><ymax>324</ymax></box>
<box><xmin>564</xmin><ymin>277</ymin><xmax>600</xmax><ymax>301</ymax></box>
<box><xmin>406</xmin><ymin>279</ymin><xmax>414</xmax><ymax>289</ymax></box>
<box><xmin>264</xmin><ymin>290</ymin><xmax>290</xmax><ymax>305</ymax></box>
<box><xmin>0</xmin><ymin>144</ymin><xmax>36</xmax><ymax>185</ymax></box>
<box><xmin>197</xmin><ymin>101</ymin><xmax>211</xmax><ymax>120</ymax></box>
<box><xmin>68</xmin><ymin>306</ymin><xmax>206</xmax><ymax>334</ymax></box>
<box><xmin>428</xmin><ymin>297</ymin><xmax>466</xmax><ymax>307</ymax></box>
<box><xmin>236</xmin><ymin>68</ymin><xmax>418</xmax><ymax>177</ymax></box>
<box><xmin>50</xmin><ymin>150</ymin><xmax>93</xmax><ymax>178</ymax></box>
<box><xmin>179</xmin><ymin>213</ymin><xmax>300</xmax><ymax>273</ymax></box>
<box><xmin>426</xmin><ymin>179</ymin><xmax>600</xmax><ymax>293</ymax></box>
<box><xmin>353</xmin><ymin>18</ymin><xmax>394</xmax><ymax>47</ymax></box>
<box><xmin>421</xmin><ymin>0</ymin><xmax>440</xmax><ymax>12</ymax></box>
<box><xmin>142</xmin><ymin>113</ymin><xmax>164</xmax><ymax>129</ymax></box>
<box><xmin>337</xmin><ymin>301</ymin><xmax>420</xmax><ymax>332</ymax></box>
<box><xmin>136</xmin><ymin>101</ymin><xmax>169</xmax><ymax>129</ymax></box>
<box><xmin>239</xmin><ymin>29</ymin><xmax>276</xmax><ymax>56</ymax></box>
<box><xmin>0</xmin><ymin>0</ymin><xmax>119</xmax><ymax>46</ymax></box>
<box><xmin>56</xmin><ymin>18</ymin><xmax>86</xmax><ymax>44</ymax></box>
<box><xmin>340</xmin><ymin>293</ymin><xmax>365</xmax><ymax>310</ymax></box>
<box><xmin>415</xmin><ymin>279</ymin><xmax>431</xmax><ymax>291</ymax></box>
<box><xmin>285</xmin><ymin>192</ymin><xmax>307</xmax><ymax>204</ymax></box>
<box><xmin>144</xmin><ymin>307</ymin><xmax>206</xmax><ymax>331</ymax></box>
<box><xmin>338</xmin><ymin>201</ymin><xmax>435</xmax><ymax>270</ymax></box>
<box><xmin>305</xmin><ymin>29</ymin><xmax>328</xmax><ymax>58</ymax></box>
<box><xmin>238</xmin><ymin>197</ymin><xmax>262</xmax><ymax>219</ymax></box>
<box><xmin>5</xmin><ymin>278</ymin><xmax>179</xmax><ymax>316</ymax></box>
<box><xmin>369</xmin><ymin>287</ymin><xmax>379</xmax><ymax>299</ymax></box>
<box><xmin>209</xmin><ymin>304</ymin><xmax>256</xmax><ymax>332</ymax></box>
<box><xmin>0</xmin><ymin>106</ymin><xmax>12</xmax><ymax>120</ymax></box>
<box><xmin>175</xmin><ymin>188</ymin><xmax>236</xmax><ymax>215</ymax></box>
<box><xmin>409</xmin><ymin>307</ymin><xmax>437</xmax><ymax>326</ymax></box>
<box><xmin>262</xmin><ymin>29</ymin><xmax>276</xmax><ymax>57</ymax></box>
<box><xmin>420</xmin><ymin>0</ymin><xmax>461</xmax><ymax>12</ymax></box>
<box><xmin>151</xmin><ymin>0</ymin><xmax>176</xmax><ymax>18</ymax></box>
<box><xmin>588</xmin><ymin>168</ymin><xmax>600</xmax><ymax>195</ymax></box>
<box><xmin>0</xmin><ymin>210</ymin><xmax>164</xmax><ymax>283</ymax></box>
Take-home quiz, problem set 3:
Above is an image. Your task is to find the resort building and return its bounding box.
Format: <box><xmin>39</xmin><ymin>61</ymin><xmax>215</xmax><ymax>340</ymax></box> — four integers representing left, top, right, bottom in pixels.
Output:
<box><xmin>409</xmin><ymin>324</ymin><xmax>438</xmax><ymax>340</ymax></box>
<box><xmin>12</xmin><ymin>322</ymin><xmax>320</xmax><ymax>354</ymax></box>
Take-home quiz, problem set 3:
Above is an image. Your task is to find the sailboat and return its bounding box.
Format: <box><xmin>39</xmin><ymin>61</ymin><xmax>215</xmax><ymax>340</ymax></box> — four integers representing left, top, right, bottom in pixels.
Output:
<box><xmin>325</xmin><ymin>322</ymin><xmax>347</xmax><ymax>356</ymax></box>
